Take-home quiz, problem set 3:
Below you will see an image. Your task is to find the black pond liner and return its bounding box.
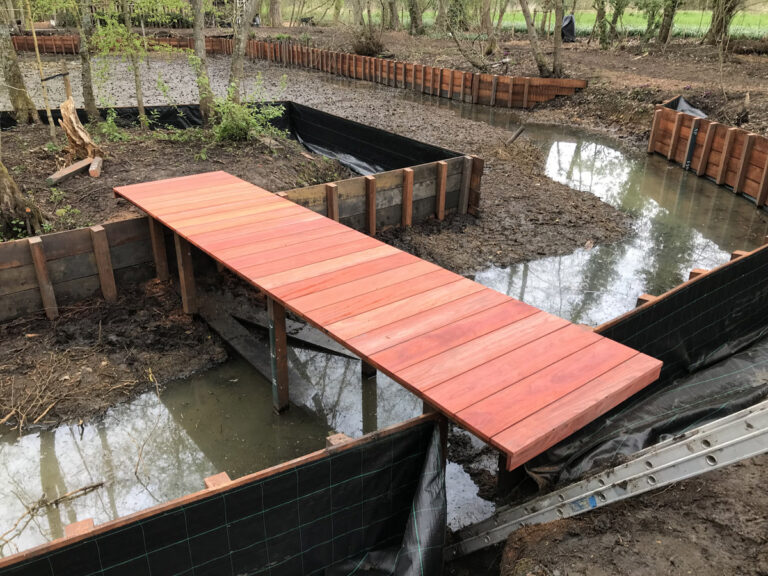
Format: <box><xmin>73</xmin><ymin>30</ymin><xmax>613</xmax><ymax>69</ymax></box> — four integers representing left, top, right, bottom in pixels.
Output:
<box><xmin>0</xmin><ymin>420</ymin><xmax>446</xmax><ymax>576</ymax></box>
<box><xmin>0</xmin><ymin>102</ymin><xmax>461</xmax><ymax>177</ymax></box>
<box><xmin>530</xmin><ymin>245</ymin><xmax>768</xmax><ymax>484</ymax></box>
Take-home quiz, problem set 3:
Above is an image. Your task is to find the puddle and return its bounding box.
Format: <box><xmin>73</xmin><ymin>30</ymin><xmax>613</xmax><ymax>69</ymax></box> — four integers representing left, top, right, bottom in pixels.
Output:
<box><xmin>6</xmin><ymin>81</ymin><xmax>767</xmax><ymax>559</ymax></box>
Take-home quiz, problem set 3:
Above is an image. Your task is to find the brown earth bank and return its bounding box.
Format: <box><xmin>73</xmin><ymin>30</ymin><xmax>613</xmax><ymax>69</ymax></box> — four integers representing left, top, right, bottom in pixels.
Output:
<box><xmin>0</xmin><ymin>280</ymin><xmax>226</xmax><ymax>432</ymax></box>
<box><xmin>2</xmin><ymin>121</ymin><xmax>351</xmax><ymax>236</ymax></box>
<box><xmin>497</xmin><ymin>453</ymin><xmax>768</xmax><ymax>576</ymax></box>
<box><xmin>242</xmin><ymin>28</ymin><xmax>768</xmax><ymax>141</ymax></box>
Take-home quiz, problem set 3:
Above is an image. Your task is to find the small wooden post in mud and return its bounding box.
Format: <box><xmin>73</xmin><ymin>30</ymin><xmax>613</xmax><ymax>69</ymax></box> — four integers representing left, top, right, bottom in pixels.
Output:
<box><xmin>174</xmin><ymin>234</ymin><xmax>197</xmax><ymax>314</ymax></box>
<box><xmin>436</xmin><ymin>161</ymin><xmax>447</xmax><ymax>221</ymax></box>
<box><xmin>148</xmin><ymin>217</ymin><xmax>169</xmax><ymax>281</ymax></box>
<box><xmin>365</xmin><ymin>175</ymin><xmax>376</xmax><ymax>236</ymax></box>
<box><xmin>90</xmin><ymin>225</ymin><xmax>117</xmax><ymax>303</ymax></box>
<box><xmin>28</xmin><ymin>237</ymin><xmax>58</xmax><ymax>320</ymax></box>
<box><xmin>326</xmin><ymin>183</ymin><xmax>339</xmax><ymax>221</ymax></box>
<box><xmin>362</xmin><ymin>361</ymin><xmax>377</xmax><ymax>434</ymax></box>
<box><xmin>402</xmin><ymin>168</ymin><xmax>413</xmax><ymax>227</ymax></box>
<box><xmin>267</xmin><ymin>297</ymin><xmax>290</xmax><ymax>413</ymax></box>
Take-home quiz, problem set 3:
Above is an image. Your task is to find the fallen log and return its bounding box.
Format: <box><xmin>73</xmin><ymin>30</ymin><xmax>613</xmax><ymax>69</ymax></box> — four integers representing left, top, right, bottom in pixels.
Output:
<box><xmin>46</xmin><ymin>157</ymin><xmax>93</xmax><ymax>186</ymax></box>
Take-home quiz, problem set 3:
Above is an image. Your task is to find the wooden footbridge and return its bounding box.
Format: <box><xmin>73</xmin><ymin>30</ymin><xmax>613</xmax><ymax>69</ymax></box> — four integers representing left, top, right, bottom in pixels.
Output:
<box><xmin>115</xmin><ymin>171</ymin><xmax>662</xmax><ymax>471</ymax></box>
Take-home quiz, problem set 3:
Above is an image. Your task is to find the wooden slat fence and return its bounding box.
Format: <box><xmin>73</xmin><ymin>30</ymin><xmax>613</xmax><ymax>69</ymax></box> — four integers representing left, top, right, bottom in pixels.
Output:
<box><xmin>0</xmin><ymin>156</ymin><xmax>481</xmax><ymax>323</ymax></box>
<box><xmin>647</xmin><ymin>98</ymin><xmax>768</xmax><ymax>205</ymax></box>
<box><xmin>12</xmin><ymin>35</ymin><xmax>587</xmax><ymax>109</ymax></box>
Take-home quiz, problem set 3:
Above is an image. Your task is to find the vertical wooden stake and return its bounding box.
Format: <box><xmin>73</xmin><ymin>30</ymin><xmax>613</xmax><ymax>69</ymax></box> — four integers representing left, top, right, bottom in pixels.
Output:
<box><xmin>362</xmin><ymin>361</ymin><xmax>377</xmax><ymax>434</ymax></box>
<box><xmin>267</xmin><ymin>297</ymin><xmax>289</xmax><ymax>413</ymax></box>
<box><xmin>734</xmin><ymin>133</ymin><xmax>756</xmax><ymax>194</ymax></box>
<box><xmin>667</xmin><ymin>112</ymin><xmax>684</xmax><ymax>161</ymax></box>
<box><xmin>757</xmin><ymin>160</ymin><xmax>768</xmax><ymax>208</ymax></box>
<box><xmin>490</xmin><ymin>75</ymin><xmax>498</xmax><ymax>106</ymax></box>
<box><xmin>421</xmin><ymin>66</ymin><xmax>427</xmax><ymax>94</ymax></box>
<box><xmin>365</xmin><ymin>175</ymin><xmax>376</xmax><ymax>236</ymax></box>
<box><xmin>647</xmin><ymin>109</ymin><xmax>662</xmax><ymax>154</ymax></box>
<box><xmin>435</xmin><ymin>68</ymin><xmax>442</xmax><ymax>96</ymax></box>
<box><xmin>458</xmin><ymin>156</ymin><xmax>473</xmax><ymax>214</ymax></box>
<box><xmin>508</xmin><ymin>77</ymin><xmax>515</xmax><ymax>108</ymax></box>
<box><xmin>402</xmin><ymin>168</ymin><xmax>413</xmax><ymax>227</ymax></box>
<box><xmin>148</xmin><ymin>217</ymin><xmax>169</xmax><ymax>281</ymax></box>
<box><xmin>90</xmin><ymin>225</ymin><xmax>117</xmax><ymax>303</ymax></box>
<box><xmin>436</xmin><ymin>160</ymin><xmax>447</xmax><ymax>221</ymax></box>
<box><xmin>522</xmin><ymin>77</ymin><xmax>531</xmax><ymax>108</ymax></box>
<box><xmin>28</xmin><ymin>237</ymin><xmax>58</xmax><ymax>320</ymax></box>
<box><xmin>460</xmin><ymin>71</ymin><xmax>466</xmax><ymax>102</ymax></box>
<box><xmin>468</xmin><ymin>155</ymin><xmax>484</xmax><ymax>216</ymax></box>
<box><xmin>174</xmin><ymin>233</ymin><xmax>197</xmax><ymax>314</ymax></box>
<box><xmin>683</xmin><ymin>117</ymin><xmax>700</xmax><ymax>170</ymax></box>
<box><xmin>447</xmin><ymin>70</ymin><xmax>454</xmax><ymax>100</ymax></box>
<box><xmin>411</xmin><ymin>64</ymin><xmax>417</xmax><ymax>91</ymax></box>
<box><xmin>326</xmin><ymin>183</ymin><xmax>339</xmax><ymax>221</ymax></box>
<box><xmin>716</xmin><ymin>127</ymin><xmax>738</xmax><ymax>185</ymax></box>
<box><xmin>697</xmin><ymin>121</ymin><xmax>719</xmax><ymax>176</ymax></box>
<box><xmin>472</xmin><ymin>73</ymin><xmax>480</xmax><ymax>104</ymax></box>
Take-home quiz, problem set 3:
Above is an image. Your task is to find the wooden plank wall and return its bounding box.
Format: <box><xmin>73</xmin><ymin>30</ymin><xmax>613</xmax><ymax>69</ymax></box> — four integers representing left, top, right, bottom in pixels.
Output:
<box><xmin>0</xmin><ymin>218</ymin><xmax>154</xmax><ymax>323</ymax></box>
<box><xmin>12</xmin><ymin>35</ymin><xmax>587</xmax><ymax>109</ymax></box>
<box><xmin>0</xmin><ymin>158</ymin><xmax>480</xmax><ymax>323</ymax></box>
<box><xmin>648</xmin><ymin>101</ymin><xmax>768</xmax><ymax>205</ymax></box>
<box><xmin>280</xmin><ymin>156</ymin><xmax>475</xmax><ymax>224</ymax></box>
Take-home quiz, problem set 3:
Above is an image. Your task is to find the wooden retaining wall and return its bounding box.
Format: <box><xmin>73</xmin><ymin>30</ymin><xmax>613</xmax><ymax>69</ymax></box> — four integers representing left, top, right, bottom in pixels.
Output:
<box><xmin>647</xmin><ymin>99</ymin><xmax>768</xmax><ymax>205</ymax></box>
<box><xmin>0</xmin><ymin>156</ymin><xmax>481</xmax><ymax>323</ymax></box>
<box><xmin>12</xmin><ymin>34</ymin><xmax>587</xmax><ymax>109</ymax></box>
<box><xmin>0</xmin><ymin>218</ymin><xmax>154</xmax><ymax>322</ymax></box>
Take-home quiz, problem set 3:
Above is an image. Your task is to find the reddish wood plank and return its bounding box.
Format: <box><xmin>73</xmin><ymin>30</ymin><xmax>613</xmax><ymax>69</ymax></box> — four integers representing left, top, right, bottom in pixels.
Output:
<box><xmin>179</xmin><ymin>205</ymin><xmax>307</xmax><ymax>236</ymax></box>
<box><xmin>348</xmin><ymin>289</ymin><xmax>509</xmax><ymax>355</ymax></box>
<box><xmin>288</xmin><ymin>259</ymin><xmax>439</xmax><ymax>311</ymax></box>
<box><xmin>371</xmin><ymin>299</ymin><xmax>539</xmax><ymax>373</ymax></box>
<box><xmin>225</xmin><ymin>229</ymin><xmax>361</xmax><ymax>269</ymax></box>
<box><xmin>192</xmin><ymin>212</ymin><xmax>325</xmax><ymax>246</ymax></box>
<box><xmin>240</xmin><ymin>235</ymin><xmax>381</xmax><ymax>279</ymax></box>
<box><xmin>305</xmin><ymin>269</ymin><xmax>460</xmax><ymax>326</ymax></box>
<box><xmin>397</xmin><ymin>311</ymin><xmax>569</xmax><ymax>392</ymax></box>
<box><xmin>427</xmin><ymin>324</ymin><xmax>602</xmax><ymax>415</ymax></box>
<box><xmin>171</xmin><ymin>199</ymin><xmax>295</xmax><ymax>229</ymax></box>
<box><xmin>215</xmin><ymin>222</ymin><xmax>344</xmax><ymax>261</ymax></box>
<box><xmin>493</xmin><ymin>354</ymin><xmax>662</xmax><ymax>471</ymax></box>
<box><xmin>457</xmin><ymin>340</ymin><xmax>639</xmax><ymax>438</ymax></box>
<box><xmin>273</xmin><ymin>252</ymin><xmax>417</xmax><ymax>301</ymax></box>
<box><xmin>259</xmin><ymin>245</ymin><xmax>401</xmax><ymax>291</ymax></box>
<box><xmin>326</xmin><ymin>279</ymin><xmax>486</xmax><ymax>341</ymax></box>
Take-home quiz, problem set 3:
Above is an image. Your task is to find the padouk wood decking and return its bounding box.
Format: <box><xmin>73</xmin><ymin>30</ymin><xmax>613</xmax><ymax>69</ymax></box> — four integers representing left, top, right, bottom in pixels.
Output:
<box><xmin>115</xmin><ymin>171</ymin><xmax>662</xmax><ymax>471</ymax></box>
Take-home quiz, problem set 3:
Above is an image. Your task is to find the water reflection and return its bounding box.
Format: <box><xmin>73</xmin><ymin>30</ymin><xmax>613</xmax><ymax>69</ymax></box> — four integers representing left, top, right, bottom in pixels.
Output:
<box><xmin>477</xmin><ymin>126</ymin><xmax>768</xmax><ymax>325</ymax></box>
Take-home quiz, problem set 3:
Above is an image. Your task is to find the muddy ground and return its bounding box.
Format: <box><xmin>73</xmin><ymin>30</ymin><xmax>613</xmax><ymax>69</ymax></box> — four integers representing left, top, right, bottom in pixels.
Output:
<box><xmin>6</xmin><ymin>54</ymin><xmax>631</xmax><ymax>272</ymax></box>
<box><xmin>0</xmin><ymin>280</ymin><xmax>226</xmax><ymax>431</ymax></box>
<box><xmin>242</xmin><ymin>27</ymin><xmax>768</xmax><ymax>141</ymax></box>
<box><xmin>3</xmin><ymin>121</ymin><xmax>351</xmax><ymax>234</ymax></box>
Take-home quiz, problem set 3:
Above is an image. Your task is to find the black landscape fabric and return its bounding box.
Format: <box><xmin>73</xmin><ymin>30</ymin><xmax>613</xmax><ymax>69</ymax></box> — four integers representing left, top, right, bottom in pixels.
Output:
<box><xmin>0</xmin><ymin>420</ymin><xmax>446</xmax><ymax>576</ymax></box>
<box><xmin>0</xmin><ymin>102</ymin><xmax>459</xmax><ymax>176</ymax></box>
<box><xmin>530</xmin><ymin>245</ymin><xmax>768</xmax><ymax>484</ymax></box>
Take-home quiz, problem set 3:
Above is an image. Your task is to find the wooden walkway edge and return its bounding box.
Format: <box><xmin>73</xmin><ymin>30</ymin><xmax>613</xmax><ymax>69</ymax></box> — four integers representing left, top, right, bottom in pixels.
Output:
<box><xmin>115</xmin><ymin>171</ymin><xmax>661</xmax><ymax>471</ymax></box>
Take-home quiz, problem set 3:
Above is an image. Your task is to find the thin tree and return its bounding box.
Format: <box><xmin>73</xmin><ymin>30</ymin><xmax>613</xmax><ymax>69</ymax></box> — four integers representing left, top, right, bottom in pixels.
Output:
<box><xmin>552</xmin><ymin>0</ymin><xmax>564</xmax><ymax>76</ymax></box>
<box><xmin>518</xmin><ymin>0</ymin><xmax>551</xmax><ymax>76</ymax></box>
<box><xmin>657</xmin><ymin>0</ymin><xmax>679</xmax><ymax>44</ymax></box>
<box><xmin>78</xmin><ymin>0</ymin><xmax>100</xmax><ymax>120</ymax></box>
<box><xmin>269</xmin><ymin>0</ymin><xmax>282</xmax><ymax>25</ymax></box>
<box><xmin>0</xmin><ymin>2</ymin><xmax>38</xmax><ymax>123</ymax></box>
<box><xmin>190</xmin><ymin>0</ymin><xmax>213</xmax><ymax>123</ymax></box>
<box><xmin>228</xmin><ymin>0</ymin><xmax>259</xmax><ymax>103</ymax></box>
<box><xmin>1</xmin><ymin>160</ymin><xmax>45</xmax><ymax>238</ymax></box>
<box><xmin>704</xmin><ymin>0</ymin><xmax>743</xmax><ymax>45</ymax></box>
<box><xmin>593</xmin><ymin>0</ymin><xmax>608</xmax><ymax>48</ymax></box>
<box><xmin>435</xmin><ymin>0</ymin><xmax>446</xmax><ymax>29</ymax></box>
<box><xmin>407</xmin><ymin>0</ymin><xmax>423</xmax><ymax>33</ymax></box>
<box><xmin>387</xmin><ymin>0</ymin><xmax>398</xmax><ymax>29</ymax></box>
<box><xmin>120</xmin><ymin>0</ymin><xmax>148</xmax><ymax>127</ymax></box>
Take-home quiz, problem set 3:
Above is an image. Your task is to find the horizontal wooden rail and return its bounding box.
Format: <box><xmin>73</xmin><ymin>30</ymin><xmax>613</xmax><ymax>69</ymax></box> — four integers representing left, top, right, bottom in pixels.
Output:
<box><xmin>12</xmin><ymin>35</ymin><xmax>587</xmax><ymax>109</ymax></box>
<box><xmin>647</xmin><ymin>98</ymin><xmax>768</xmax><ymax>205</ymax></box>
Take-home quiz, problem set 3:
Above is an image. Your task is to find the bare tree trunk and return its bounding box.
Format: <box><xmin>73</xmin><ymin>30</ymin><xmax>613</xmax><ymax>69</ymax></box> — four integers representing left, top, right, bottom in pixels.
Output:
<box><xmin>79</xmin><ymin>0</ymin><xmax>100</xmax><ymax>120</ymax></box>
<box><xmin>191</xmin><ymin>0</ymin><xmax>213</xmax><ymax>123</ymax></box>
<box><xmin>407</xmin><ymin>0</ymin><xmax>423</xmax><ymax>33</ymax></box>
<box><xmin>333</xmin><ymin>0</ymin><xmax>342</xmax><ymax>22</ymax></box>
<box><xmin>594</xmin><ymin>0</ymin><xmax>608</xmax><ymax>48</ymax></box>
<box><xmin>270</xmin><ymin>0</ymin><xmax>282</xmax><ymax>26</ymax></box>
<box><xmin>229</xmin><ymin>0</ymin><xmax>259</xmax><ymax>103</ymax></box>
<box><xmin>435</xmin><ymin>0</ymin><xmax>447</xmax><ymax>29</ymax></box>
<box><xmin>1</xmin><ymin>160</ymin><xmax>45</xmax><ymax>238</ymax></box>
<box><xmin>704</xmin><ymin>0</ymin><xmax>742</xmax><ymax>45</ymax></box>
<box><xmin>518</xmin><ymin>0</ymin><xmax>552</xmax><ymax>77</ymax></box>
<box><xmin>481</xmin><ymin>0</ymin><xmax>492</xmax><ymax>32</ymax></box>
<box><xmin>0</xmin><ymin>3</ymin><xmax>38</xmax><ymax>123</ymax></box>
<box><xmin>387</xmin><ymin>0</ymin><xmax>398</xmax><ymax>28</ymax></box>
<box><xmin>120</xmin><ymin>0</ymin><xmax>147</xmax><ymax>127</ymax></box>
<box><xmin>657</xmin><ymin>0</ymin><xmax>678</xmax><ymax>44</ymax></box>
<box><xmin>351</xmin><ymin>0</ymin><xmax>365</xmax><ymax>25</ymax></box>
<box><xmin>552</xmin><ymin>0</ymin><xmax>564</xmax><ymax>76</ymax></box>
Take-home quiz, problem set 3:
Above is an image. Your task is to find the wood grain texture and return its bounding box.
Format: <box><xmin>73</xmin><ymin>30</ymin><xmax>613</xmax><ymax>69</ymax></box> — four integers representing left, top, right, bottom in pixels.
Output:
<box><xmin>114</xmin><ymin>171</ymin><xmax>662</xmax><ymax>468</ymax></box>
